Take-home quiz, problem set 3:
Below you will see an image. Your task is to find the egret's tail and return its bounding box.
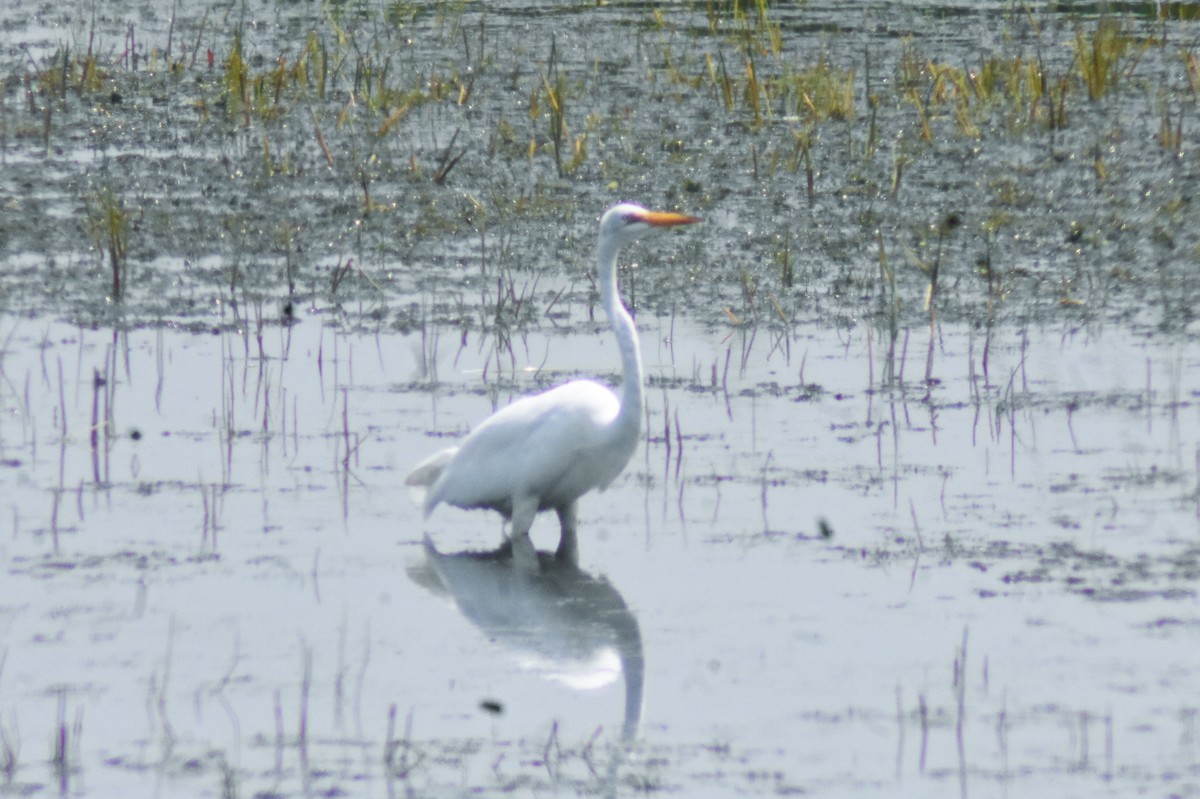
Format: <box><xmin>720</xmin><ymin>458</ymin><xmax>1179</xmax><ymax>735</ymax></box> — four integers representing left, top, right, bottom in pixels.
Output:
<box><xmin>405</xmin><ymin>447</ymin><xmax>457</xmax><ymax>512</ymax></box>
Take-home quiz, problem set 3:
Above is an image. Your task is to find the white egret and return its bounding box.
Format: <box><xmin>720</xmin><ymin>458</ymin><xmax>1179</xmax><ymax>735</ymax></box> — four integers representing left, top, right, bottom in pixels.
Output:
<box><xmin>406</xmin><ymin>203</ymin><xmax>700</xmax><ymax>570</ymax></box>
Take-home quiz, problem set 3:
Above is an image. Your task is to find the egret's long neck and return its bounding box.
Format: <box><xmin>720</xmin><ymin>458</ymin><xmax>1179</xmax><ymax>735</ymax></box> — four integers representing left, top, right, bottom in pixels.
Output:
<box><xmin>597</xmin><ymin>234</ymin><xmax>643</xmax><ymax>437</ymax></box>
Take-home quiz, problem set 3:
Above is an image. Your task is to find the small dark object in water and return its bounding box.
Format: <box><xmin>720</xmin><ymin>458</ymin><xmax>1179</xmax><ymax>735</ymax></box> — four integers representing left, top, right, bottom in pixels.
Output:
<box><xmin>818</xmin><ymin>517</ymin><xmax>833</xmax><ymax>539</ymax></box>
<box><xmin>130</xmin><ymin>428</ymin><xmax>142</xmax><ymax>441</ymax></box>
<box><xmin>479</xmin><ymin>699</ymin><xmax>504</xmax><ymax>716</ymax></box>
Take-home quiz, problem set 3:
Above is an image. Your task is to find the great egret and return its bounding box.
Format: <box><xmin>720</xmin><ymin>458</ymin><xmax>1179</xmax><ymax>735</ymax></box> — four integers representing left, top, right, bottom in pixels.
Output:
<box><xmin>406</xmin><ymin>203</ymin><xmax>700</xmax><ymax>570</ymax></box>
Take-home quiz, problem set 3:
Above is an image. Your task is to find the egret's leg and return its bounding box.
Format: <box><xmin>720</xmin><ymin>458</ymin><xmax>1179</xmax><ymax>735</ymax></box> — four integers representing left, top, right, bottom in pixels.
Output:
<box><xmin>509</xmin><ymin>495</ymin><xmax>539</xmax><ymax>574</ymax></box>
<box><xmin>555</xmin><ymin>502</ymin><xmax>579</xmax><ymax>566</ymax></box>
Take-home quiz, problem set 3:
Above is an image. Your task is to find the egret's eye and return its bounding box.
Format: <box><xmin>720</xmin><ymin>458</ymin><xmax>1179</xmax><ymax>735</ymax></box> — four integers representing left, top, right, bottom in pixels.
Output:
<box><xmin>623</xmin><ymin>212</ymin><xmax>641</xmax><ymax>225</ymax></box>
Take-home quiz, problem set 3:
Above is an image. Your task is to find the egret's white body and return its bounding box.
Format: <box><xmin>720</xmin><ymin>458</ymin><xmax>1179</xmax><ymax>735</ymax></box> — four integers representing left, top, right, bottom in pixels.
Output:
<box><xmin>407</xmin><ymin>203</ymin><xmax>700</xmax><ymax>569</ymax></box>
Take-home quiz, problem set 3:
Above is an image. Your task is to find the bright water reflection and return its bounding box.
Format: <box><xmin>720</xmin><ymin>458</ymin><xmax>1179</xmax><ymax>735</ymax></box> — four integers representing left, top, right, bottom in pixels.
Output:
<box><xmin>410</xmin><ymin>536</ymin><xmax>644</xmax><ymax>741</ymax></box>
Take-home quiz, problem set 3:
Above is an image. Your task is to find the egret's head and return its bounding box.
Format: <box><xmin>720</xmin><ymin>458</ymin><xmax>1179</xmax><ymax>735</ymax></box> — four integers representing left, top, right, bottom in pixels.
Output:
<box><xmin>600</xmin><ymin>203</ymin><xmax>701</xmax><ymax>246</ymax></box>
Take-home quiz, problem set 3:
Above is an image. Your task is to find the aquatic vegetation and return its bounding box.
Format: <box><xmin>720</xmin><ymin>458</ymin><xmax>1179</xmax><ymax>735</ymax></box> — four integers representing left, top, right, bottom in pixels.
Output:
<box><xmin>776</xmin><ymin>228</ymin><xmax>793</xmax><ymax>289</ymax></box>
<box><xmin>781</xmin><ymin>57</ymin><xmax>856</xmax><ymax>124</ymax></box>
<box><xmin>0</xmin><ymin>1</ymin><xmax>1192</xmax><ymax>345</ymax></box>
<box><xmin>705</xmin><ymin>50</ymin><xmax>737</xmax><ymax>112</ymax></box>
<box><xmin>790</xmin><ymin>130</ymin><xmax>815</xmax><ymax>203</ymax></box>
<box><xmin>221</xmin><ymin>31</ymin><xmax>251</xmax><ymax>125</ymax></box>
<box><xmin>539</xmin><ymin>67</ymin><xmax>570</xmax><ymax>175</ymax></box>
<box><xmin>706</xmin><ymin>0</ymin><xmax>782</xmax><ymax>58</ymax></box>
<box><xmin>743</xmin><ymin>55</ymin><xmax>764</xmax><ymax>127</ymax></box>
<box><xmin>27</xmin><ymin>40</ymin><xmax>109</xmax><ymax>101</ymax></box>
<box><xmin>894</xmin><ymin>43</ymin><xmax>1072</xmax><ymax>139</ymax></box>
<box><xmin>1157</xmin><ymin>90</ymin><xmax>1184</xmax><ymax>153</ymax></box>
<box><xmin>1073</xmin><ymin>17</ymin><xmax>1143</xmax><ymax>101</ymax></box>
<box><xmin>84</xmin><ymin>188</ymin><xmax>132</xmax><ymax>302</ymax></box>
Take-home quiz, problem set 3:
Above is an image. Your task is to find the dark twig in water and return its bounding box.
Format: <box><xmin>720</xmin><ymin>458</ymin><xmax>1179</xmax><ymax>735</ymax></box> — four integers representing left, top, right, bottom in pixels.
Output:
<box><xmin>433</xmin><ymin>126</ymin><xmax>467</xmax><ymax>185</ymax></box>
<box><xmin>542</xmin><ymin>720</ymin><xmax>560</xmax><ymax>779</ymax></box>
<box><xmin>52</xmin><ymin>691</ymin><xmax>73</xmax><ymax>794</ymax></box>
<box><xmin>298</xmin><ymin>643</ymin><xmax>312</xmax><ymax>790</ymax></box>
<box><xmin>760</xmin><ymin>449</ymin><xmax>773</xmax><ymax>532</ymax></box>
<box><xmin>918</xmin><ymin>692</ymin><xmax>929</xmax><ymax>773</ymax></box>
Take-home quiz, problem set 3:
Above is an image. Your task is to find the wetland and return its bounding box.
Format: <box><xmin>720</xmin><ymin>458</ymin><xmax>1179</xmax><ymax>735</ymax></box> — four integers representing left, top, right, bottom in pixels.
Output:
<box><xmin>2</xmin><ymin>1</ymin><xmax>1200</xmax><ymax>796</ymax></box>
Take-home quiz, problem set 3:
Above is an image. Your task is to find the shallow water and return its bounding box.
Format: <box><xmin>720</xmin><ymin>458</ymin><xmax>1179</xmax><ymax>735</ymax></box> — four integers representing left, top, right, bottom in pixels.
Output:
<box><xmin>2</xmin><ymin>309</ymin><xmax>1199</xmax><ymax>796</ymax></box>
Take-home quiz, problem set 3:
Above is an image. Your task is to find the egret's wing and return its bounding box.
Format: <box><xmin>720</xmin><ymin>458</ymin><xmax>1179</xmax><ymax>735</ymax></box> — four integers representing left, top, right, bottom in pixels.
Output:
<box><xmin>426</xmin><ymin>381</ymin><xmax>618</xmax><ymax>513</ymax></box>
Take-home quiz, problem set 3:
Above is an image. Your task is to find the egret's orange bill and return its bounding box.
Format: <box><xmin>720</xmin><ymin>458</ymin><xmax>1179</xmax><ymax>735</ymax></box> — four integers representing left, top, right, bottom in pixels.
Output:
<box><xmin>640</xmin><ymin>210</ymin><xmax>702</xmax><ymax>227</ymax></box>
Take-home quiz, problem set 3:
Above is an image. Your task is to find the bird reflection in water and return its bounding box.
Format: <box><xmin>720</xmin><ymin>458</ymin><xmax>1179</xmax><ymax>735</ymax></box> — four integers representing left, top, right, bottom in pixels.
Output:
<box><xmin>408</xmin><ymin>535</ymin><xmax>644</xmax><ymax>742</ymax></box>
